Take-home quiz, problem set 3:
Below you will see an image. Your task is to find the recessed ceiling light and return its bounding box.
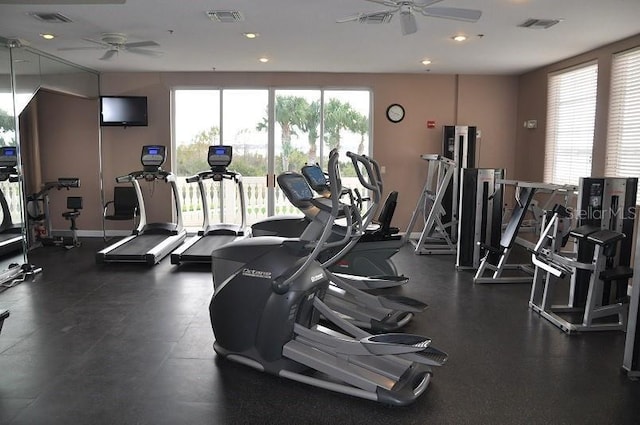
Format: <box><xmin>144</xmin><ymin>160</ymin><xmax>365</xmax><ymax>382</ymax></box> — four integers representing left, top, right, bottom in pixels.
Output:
<box><xmin>421</xmin><ymin>59</ymin><xmax>431</xmax><ymax>66</ymax></box>
<box><xmin>40</xmin><ymin>33</ymin><xmax>55</xmax><ymax>40</ymax></box>
<box><xmin>452</xmin><ymin>34</ymin><xmax>468</xmax><ymax>42</ymax></box>
<box><xmin>258</xmin><ymin>57</ymin><xmax>269</xmax><ymax>63</ymax></box>
<box><xmin>243</xmin><ymin>32</ymin><xmax>259</xmax><ymax>39</ymax></box>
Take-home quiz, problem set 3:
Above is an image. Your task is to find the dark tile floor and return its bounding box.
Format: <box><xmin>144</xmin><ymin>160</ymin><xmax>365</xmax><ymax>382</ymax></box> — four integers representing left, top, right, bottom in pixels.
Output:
<box><xmin>0</xmin><ymin>238</ymin><xmax>638</xmax><ymax>425</ymax></box>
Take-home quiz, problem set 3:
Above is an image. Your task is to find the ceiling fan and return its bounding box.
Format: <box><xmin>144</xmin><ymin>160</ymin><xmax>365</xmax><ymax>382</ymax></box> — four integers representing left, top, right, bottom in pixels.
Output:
<box><xmin>337</xmin><ymin>0</ymin><xmax>482</xmax><ymax>35</ymax></box>
<box><xmin>58</xmin><ymin>33</ymin><xmax>162</xmax><ymax>61</ymax></box>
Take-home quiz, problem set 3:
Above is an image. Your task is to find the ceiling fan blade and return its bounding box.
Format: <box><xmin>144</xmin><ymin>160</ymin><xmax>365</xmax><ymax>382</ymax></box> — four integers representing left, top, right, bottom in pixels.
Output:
<box><xmin>124</xmin><ymin>41</ymin><xmax>159</xmax><ymax>48</ymax></box>
<box><xmin>337</xmin><ymin>10</ymin><xmax>393</xmax><ymax>23</ymax></box>
<box><xmin>99</xmin><ymin>49</ymin><xmax>118</xmax><ymax>61</ymax></box>
<box><xmin>58</xmin><ymin>46</ymin><xmax>104</xmax><ymax>51</ymax></box>
<box><xmin>0</xmin><ymin>0</ymin><xmax>124</xmax><ymax>3</ymax></box>
<box><xmin>400</xmin><ymin>11</ymin><xmax>418</xmax><ymax>35</ymax></box>
<box><xmin>421</xmin><ymin>7</ymin><xmax>482</xmax><ymax>22</ymax></box>
<box><xmin>126</xmin><ymin>48</ymin><xmax>163</xmax><ymax>57</ymax></box>
<box><xmin>82</xmin><ymin>37</ymin><xmax>111</xmax><ymax>47</ymax></box>
<box><xmin>336</xmin><ymin>14</ymin><xmax>361</xmax><ymax>23</ymax></box>
<box><xmin>363</xmin><ymin>0</ymin><xmax>400</xmax><ymax>7</ymax></box>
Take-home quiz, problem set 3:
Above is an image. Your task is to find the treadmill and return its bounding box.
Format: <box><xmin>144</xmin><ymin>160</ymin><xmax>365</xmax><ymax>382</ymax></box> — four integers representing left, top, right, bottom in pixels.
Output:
<box><xmin>96</xmin><ymin>145</ymin><xmax>187</xmax><ymax>265</ymax></box>
<box><xmin>0</xmin><ymin>147</ymin><xmax>25</xmax><ymax>256</ymax></box>
<box><xmin>171</xmin><ymin>145</ymin><xmax>246</xmax><ymax>265</ymax></box>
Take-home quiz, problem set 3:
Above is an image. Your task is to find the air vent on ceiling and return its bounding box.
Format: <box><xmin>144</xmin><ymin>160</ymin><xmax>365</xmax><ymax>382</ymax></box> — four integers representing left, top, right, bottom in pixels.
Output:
<box><xmin>518</xmin><ymin>18</ymin><xmax>561</xmax><ymax>29</ymax></box>
<box><xmin>206</xmin><ymin>10</ymin><xmax>244</xmax><ymax>23</ymax></box>
<box><xmin>358</xmin><ymin>12</ymin><xmax>393</xmax><ymax>24</ymax></box>
<box><xmin>28</xmin><ymin>12</ymin><xmax>73</xmax><ymax>23</ymax></box>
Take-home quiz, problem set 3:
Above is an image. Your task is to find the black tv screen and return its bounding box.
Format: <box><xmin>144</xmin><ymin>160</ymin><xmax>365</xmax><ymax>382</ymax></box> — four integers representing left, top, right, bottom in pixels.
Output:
<box><xmin>100</xmin><ymin>96</ymin><xmax>148</xmax><ymax>127</ymax></box>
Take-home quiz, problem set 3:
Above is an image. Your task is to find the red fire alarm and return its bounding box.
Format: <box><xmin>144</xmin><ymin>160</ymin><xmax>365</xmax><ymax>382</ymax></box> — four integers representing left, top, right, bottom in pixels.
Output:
<box><xmin>427</xmin><ymin>120</ymin><xmax>436</xmax><ymax>128</ymax></box>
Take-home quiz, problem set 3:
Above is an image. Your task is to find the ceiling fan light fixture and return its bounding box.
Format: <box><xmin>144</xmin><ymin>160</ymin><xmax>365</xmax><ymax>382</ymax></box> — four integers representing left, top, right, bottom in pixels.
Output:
<box><xmin>399</xmin><ymin>7</ymin><xmax>417</xmax><ymax>35</ymax></box>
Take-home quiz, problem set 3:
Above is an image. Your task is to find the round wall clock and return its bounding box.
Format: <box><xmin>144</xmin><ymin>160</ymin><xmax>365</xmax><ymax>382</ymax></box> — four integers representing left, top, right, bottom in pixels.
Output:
<box><xmin>386</xmin><ymin>103</ymin><xmax>405</xmax><ymax>123</ymax></box>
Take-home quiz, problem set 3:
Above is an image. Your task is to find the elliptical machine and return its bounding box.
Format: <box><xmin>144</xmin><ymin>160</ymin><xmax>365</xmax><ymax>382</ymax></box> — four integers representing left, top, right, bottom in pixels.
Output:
<box><xmin>251</xmin><ymin>158</ymin><xmax>408</xmax><ymax>290</ymax></box>
<box><xmin>301</xmin><ymin>160</ymin><xmax>407</xmax><ymax>289</ymax></box>
<box><xmin>210</xmin><ymin>150</ymin><xmax>447</xmax><ymax>406</ymax></box>
<box><xmin>292</xmin><ymin>156</ymin><xmax>426</xmax><ymax>331</ymax></box>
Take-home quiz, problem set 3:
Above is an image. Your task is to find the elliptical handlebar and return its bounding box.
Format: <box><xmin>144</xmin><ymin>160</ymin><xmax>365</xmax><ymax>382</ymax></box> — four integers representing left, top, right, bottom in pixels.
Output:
<box><xmin>275</xmin><ymin>149</ymin><xmax>343</xmax><ymax>294</ymax></box>
<box><xmin>346</xmin><ymin>152</ymin><xmax>378</xmax><ymax>193</ymax></box>
<box><xmin>369</xmin><ymin>157</ymin><xmax>384</xmax><ymax>193</ymax></box>
<box><xmin>319</xmin><ymin>152</ymin><xmax>380</xmax><ymax>269</ymax></box>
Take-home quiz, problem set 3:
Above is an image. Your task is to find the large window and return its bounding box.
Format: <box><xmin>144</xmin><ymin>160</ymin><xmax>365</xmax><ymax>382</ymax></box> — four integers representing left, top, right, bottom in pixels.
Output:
<box><xmin>544</xmin><ymin>62</ymin><xmax>598</xmax><ymax>185</ymax></box>
<box><xmin>605</xmin><ymin>47</ymin><xmax>640</xmax><ymax>199</ymax></box>
<box><xmin>173</xmin><ymin>88</ymin><xmax>371</xmax><ymax>229</ymax></box>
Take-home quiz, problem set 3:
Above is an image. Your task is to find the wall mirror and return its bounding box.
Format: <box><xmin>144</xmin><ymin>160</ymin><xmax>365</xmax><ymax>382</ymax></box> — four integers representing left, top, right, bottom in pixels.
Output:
<box><xmin>0</xmin><ymin>40</ymin><xmax>99</xmax><ymax>283</ymax></box>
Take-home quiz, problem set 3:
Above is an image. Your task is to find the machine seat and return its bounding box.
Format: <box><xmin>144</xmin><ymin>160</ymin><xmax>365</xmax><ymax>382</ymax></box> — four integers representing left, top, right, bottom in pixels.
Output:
<box><xmin>569</xmin><ymin>225</ymin><xmax>601</xmax><ymax>240</ymax></box>
<box><xmin>587</xmin><ymin>229</ymin><xmax>626</xmax><ymax>247</ymax></box>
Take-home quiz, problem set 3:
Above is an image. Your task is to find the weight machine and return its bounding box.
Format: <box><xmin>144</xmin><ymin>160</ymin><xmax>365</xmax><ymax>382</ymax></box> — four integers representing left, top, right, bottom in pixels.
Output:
<box><xmin>406</xmin><ymin>126</ymin><xmax>477</xmax><ymax>256</ymax></box>
<box><xmin>26</xmin><ymin>177</ymin><xmax>81</xmax><ymax>249</ymax></box>
<box><xmin>623</xmin><ymin>226</ymin><xmax>640</xmax><ymax>378</ymax></box>
<box><xmin>405</xmin><ymin>154</ymin><xmax>457</xmax><ymax>254</ymax></box>
<box><xmin>442</xmin><ymin>125</ymin><xmax>477</xmax><ymax>243</ymax></box>
<box><xmin>456</xmin><ymin>168</ymin><xmax>504</xmax><ymax>270</ymax></box>
<box><xmin>474</xmin><ymin>179</ymin><xmax>578</xmax><ymax>284</ymax></box>
<box><xmin>528</xmin><ymin>177</ymin><xmax>637</xmax><ymax>333</ymax></box>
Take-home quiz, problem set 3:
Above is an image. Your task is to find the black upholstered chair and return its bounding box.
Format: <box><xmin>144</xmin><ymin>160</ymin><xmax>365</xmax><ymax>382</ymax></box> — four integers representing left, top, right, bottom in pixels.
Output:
<box><xmin>102</xmin><ymin>186</ymin><xmax>139</xmax><ymax>241</ymax></box>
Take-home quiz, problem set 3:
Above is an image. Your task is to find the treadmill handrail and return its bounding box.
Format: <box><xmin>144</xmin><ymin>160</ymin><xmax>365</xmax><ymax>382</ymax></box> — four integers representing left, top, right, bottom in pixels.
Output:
<box><xmin>184</xmin><ymin>168</ymin><xmax>246</xmax><ymax>234</ymax></box>
<box><xmin>114</xmin><ymin>168</ymin><xmax>183</xmax><ymax>234</ymax></box>
<box><xmin>186</xmin><ymin>169</ymin><xmax>241</xmax><ymax>183</ymax></box>
<box><xmin>116</xmin><ymin>169</ymin><xmax>174</xmax><ymax>183</ymax></box>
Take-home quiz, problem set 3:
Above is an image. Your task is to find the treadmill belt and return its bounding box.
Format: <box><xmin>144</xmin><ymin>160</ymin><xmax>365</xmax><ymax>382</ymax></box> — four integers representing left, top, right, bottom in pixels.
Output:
<box><xmin>0</xmin><ymin>233</ymin><xmax>20</xmax><ymax>243</ymax></box>
<box><xmin>180</xmin><ymin>235</ymin><xmax>238</xmax><ymax>262</ymax></box>
<box><xmin>108</xmin><ymin>234</ymin><xmax>170</xmax><ymax>256</ymax></box>
<box><xmin>0</xmin><ymin>233</ymin><xmax>23</xmax><ymax>257</ymax></box>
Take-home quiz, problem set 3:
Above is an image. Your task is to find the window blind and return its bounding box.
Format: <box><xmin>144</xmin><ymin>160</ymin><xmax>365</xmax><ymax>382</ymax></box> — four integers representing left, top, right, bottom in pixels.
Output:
<box><xmin>605</xmin><ymin>46</ymin><xmax>640</xmax><ymax>200</ymax></box>
<box><xmin>544</xmin><ymin>62</ymin><xmax>598</xmax><ymax>185</ymax></box>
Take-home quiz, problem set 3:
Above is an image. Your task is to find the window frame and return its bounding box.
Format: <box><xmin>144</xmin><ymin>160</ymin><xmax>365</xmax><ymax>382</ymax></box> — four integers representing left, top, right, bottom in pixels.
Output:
<box><xmin>544</xmin><ymin>61</ymin><xmax>599</xmax><ymax>185</ymax></box>
<box><xmin>605</xmin><ymin>46</ymin><xmax>640</xmax><ymax>200</ymax></box>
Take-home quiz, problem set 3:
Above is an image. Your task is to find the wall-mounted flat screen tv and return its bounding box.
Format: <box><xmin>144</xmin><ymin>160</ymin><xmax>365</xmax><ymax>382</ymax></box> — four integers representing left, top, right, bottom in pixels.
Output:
<box><xmin>100</xmin><ymin>96</ymin><xmax>148</xmax><ymax>127</ymax></box>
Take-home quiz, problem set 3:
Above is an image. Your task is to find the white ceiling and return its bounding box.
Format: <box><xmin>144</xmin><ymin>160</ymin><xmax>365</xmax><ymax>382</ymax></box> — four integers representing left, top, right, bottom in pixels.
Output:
<box><xmin>1</xmin><ymin>0</ymin><xmax>639</xmax><ymax>75</ymax></box>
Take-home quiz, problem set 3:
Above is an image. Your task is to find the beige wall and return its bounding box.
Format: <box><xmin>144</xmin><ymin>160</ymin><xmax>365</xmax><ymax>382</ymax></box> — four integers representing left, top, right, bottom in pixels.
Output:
<box><xmin>29</xmin><ymin>71</ymin><xmax>520</xmax><ymax>232</ymax></box>
<box><xmin>515</xmin><ymin>33</ymin><xmax>640</xmax><ymax>182</ymax></box>
<box><xmin>34</xmin><ymin>90</ymin><xmax>101</xmax><ymax>231</ymax></box>
<box><xmin>99</xmin><ymin>72</ymin><xmax>519</xmax><ymax>230</ymax></box>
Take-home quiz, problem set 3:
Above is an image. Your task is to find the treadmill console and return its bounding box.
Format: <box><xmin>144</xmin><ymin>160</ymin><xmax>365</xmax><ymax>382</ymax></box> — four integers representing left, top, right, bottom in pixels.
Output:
<box><xmin>0</xmin><ymin>147</ymin><xmax>18</xmax><ymax>168</ymax></box>
<box><xmin>141</xmin><ymin>145</ymin><xmax>166</xmax><ymax>168</ymax></box>
<box><xmin>208</xmin><ymin>145</ymin><xmax>232</xmax><ymax>168</ymax></box>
